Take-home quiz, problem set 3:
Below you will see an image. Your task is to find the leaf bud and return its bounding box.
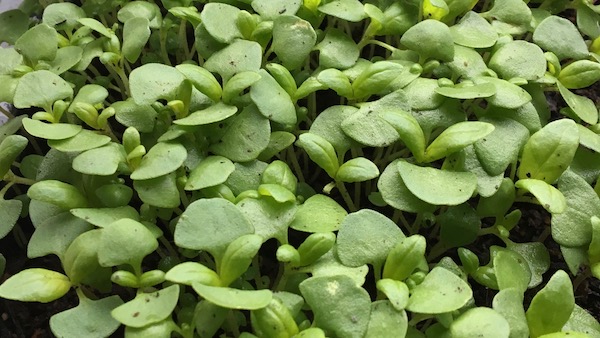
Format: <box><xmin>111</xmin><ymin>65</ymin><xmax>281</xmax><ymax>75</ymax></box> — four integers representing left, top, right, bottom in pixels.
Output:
<box><xmin>111</xmin><ymin>270</ymin><xmax>139</xmax><ymax>288</ymax></box>
<box><xmin>97</xmin><ymin>106</ymin><xmax>115</xmax><ymax>129</ymax></box>
<box><xmin>122</xmin><ymin>127</ymin><xmax>141</xmax><ymax>154</ymax></box>
<box><xmin>72</xmin><ymin>102</ymin><xmax>100</xmax><ymax>129</ymax></box>
<box><xmin>139</xmin><ymin>269</ymin><xmax>166</xmax><ymax>288</ymax></box>
<box><xmin>251</xmin><ymin>298</ymin><xmax>299</xmax><ymax>338</ymax></box>
<box><xmin>437</xmin><ymin>78</ymin><xmax>454</xmax><ymax>87</ymax></box>
<box><xmin>457</xmin><ymin>248</ymin><xmax>479</xmax><ymax>274</ymax></box>
<box><xmin>296</xmin><ymin>232</ymin><xmax>335</xmax><ymax>266</ymax></box>
<box><xmin>219</xmin><ymin>234</ymin><xmax>263</xmax><ymax>286</ymax></box>
<box><xmin>52</xmin><ymin>100</ymin><xmax>69</xmax><ymax>122</ymax></box>
<box><xmin>11</xmin><ymin>64</ymin><xmax>33</xmax><ymax>77</ymax></box>
<box><xmin>56</xmin><ymin>33</ymin><xmax>70</xmax><ymax>47</ymax></box>
<box><xmin>266</xmin><ymin>63</ymin><xmax>297</xmax><ymax>97</ymax></box>
<box><xmin>99</xmin><ymin>52</ymin><xmax>120</xmax><ymax>65</ymax></box>
<box><xmin>383</xmin><ymin>235</ymin><xmax>427</xmax><ymax>281</ymax></box>
<box><xmin>236</xmin><ymin>10</ymin><xmax>256</xmax><ymax>40</ymax></box>
<box><xmin>276</xmin><ymin>244</ymin><xmax>301</xmax><ymax>265</ymax></box>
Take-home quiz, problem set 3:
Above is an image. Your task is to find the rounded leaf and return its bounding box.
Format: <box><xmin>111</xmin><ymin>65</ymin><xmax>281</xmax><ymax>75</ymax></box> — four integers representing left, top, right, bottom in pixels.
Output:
<box><xmin>397</xmin><ymin>161</ymin><xmax>478</xmax><ymax>206</ymax></box>
<box><xmin>112</xmin><ymin>285</ymin><xmax>179</xmax><ymax>328</ymax></box>
<box><xmin>192</xmin><ymin>283</ymin><xmax>272</xmax><ymax>310</ymax></box>
<box><xmin>489</xmin><ymin>41</ymin><xmax>546</xmax><ymax>80</ymax></box>
<box><xmin>14</xmin><ymin>71</ymin><xmax>73</xmax><ymax>109</ymax></box>
<box><xmin>336</xmin><ymin>209</ymin><xmax>405</xmax><ymax>267</ymax></box>
<box><xmin>336</xmin><ymin>157</ymin><xmax>379</xmax><ymax>183</ymax></box>
<box><xmin>131</xmin><ymin>142</ymin><xmax>187</xmax><ymax>180</ymax></box>
<box><xmin>450</xmin><ymin>307</ymin><xmax>510</xmax><ymax>338</ymax></box>
<box><xmin>406</xmin><ymin>267</ymin><xmax>472</xmax><ymax>314</ymax></box>
<box><xmin>289</xmin><ymin>194</ymin><xmax>347</xmax><ymax>232</ymax></box>
<box><xmin>533</xmin><ymin>16</ymin><xmax>588</xmax><ymax>60</ymax></box>
<box><xmin>401</xmin><ymin>19</ymin><xmax>454</xmax><ymax>62</ymax></box>
<box><xmin>0</xmin><ymin>268</ymin><xmax>71</xmax><ymax>303</ymax></box>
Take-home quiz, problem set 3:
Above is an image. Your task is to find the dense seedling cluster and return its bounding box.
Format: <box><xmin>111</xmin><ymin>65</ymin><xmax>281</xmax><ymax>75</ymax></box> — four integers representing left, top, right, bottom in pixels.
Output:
<box><xmin>2</xmin><ymin>0</ymin><xmax>600</xmax><ymax>337</ymax></box>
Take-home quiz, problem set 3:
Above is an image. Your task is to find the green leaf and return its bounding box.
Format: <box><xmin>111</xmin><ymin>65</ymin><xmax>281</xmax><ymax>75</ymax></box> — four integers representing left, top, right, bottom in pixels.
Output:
<box><xmin>401</xmin><ymin>19</ymin><xmax>454</xmax><ymax>62</ymax></box>
<box><xmin>117</xmin><ymin>1</ymin><xmax>161</xmax><ymax>28</ymax></box>
<box><xmin>0</xmin><ymin>268</ymin><xmax>71</xmax><ymax>303</ymax></box>
<box><xmin>476</xmin><ymin>77</ymin><xmax>532</xmax><ymax>109</ymax></box>
<box><xmin>448</xmin><ymin>145</ymin><xmax>504</xmax><ymax>198</ymax></box>
<box><xmin>377</xmin><ymin>160</ymin><xmax>436</xmax><ymax>213</ymax></box>
<box><xmin>0</xmin><ymin>199</ymin><xmax>22</xmax><ymax>239</ymax></box>
<box><xmin>558</xmin><ymin>60</ymin><xmax>600</xmax><ymax>89</ymax></box>
<box><xmin>526</xmin><ymin>270</ymin><xmax>575</xmax><ymax>338</ymax></box>
<box><xmin>494</xmin><ymin>250</ymin><xmax>531</xmax><ymax>293</ymax></box>
<box><xmin>112</xmin><ymin>285</ymin><xmax>179</xmax><ymax>328</ymax></box>
<box><xmin>122</xmin><ymin>17</ymin><xmax>151</xmax><ymax>63</ymax></box>
<box><xmin>237</xmin><ymin>197</ymin><xmax>296</xmax><ymax>242</ymax></box>
<box><xmin>72</xmin><ymin>143</ymin><xmax>126</xmax><ymax>176</ymax></box>
<box><xmin>77</xmin><ymin>18</ymin><xmax>112</xmax><ymax>37</ymax></box>
<box><xmin>376</xmin><ymin>279</ymin><xmax>410</xmax><ymax>311</ymax></box>
<box><xmin>515</xmin><ymin>179</ymin><xmax>566</xmax><ymax>214</ymax></box>
<box><xmin>98</xmin><ymin>218</ymin><xmax>158</xmax><ymax>268</ymax></box>
<box><xmin>397</xmin><ymin>161</ymin><xmax>477</xmax><ymax>206</ymax></box>
<box><xmin>300</xmin><ymin>275</ymin><xmax>371</xmax><ymax>338</ymax></box>
<box><xmin>185</xmin><ymin>156</ymin><xmax>235</xmax><ymax>191</ymax></box>
<box><xmin>28</xmin><ymin>180</ymin><xmax>87</xmax><ymax>210</ymax></box>
<box><xmin>315</xmin><ymin>28</ymin><xmax>360</xmax><ymax>69</ymax></box>
<box><xmin>134</xmin><ymin>173</ymin><xmax>180</xmax><ymax>208</ymax></box>
<box><xmin>251</xmin><ymin>0</ymin><xmax>301</xmax><ymax>19</ymax></box>
<box><xmin>341</xmin><ymin>90</ymin><xmax>409</xmax><ymax>147</ymax></box>
<box><xmin>382</xmin><ymin>235</ymin><xmax>426</xmax><ymax>281</ymax></box>
<box><xmin>222</xmin><ymin>71</ymin><xmax>261</xmax><ymax>104</ymax></box>
<box><xmin>0</xmin><ymin>10</ymin><xmax>29</xmax><ymax>45</ymax></box>
<box><xmin>557</xmin><ymin>82</ymin><xmax>599</xmax><ymax>124</ymax></box>
<box><xmin>175</xmin><ymin>102</ymin><xmax>236</xmax><ymax>126</ymax></box>
<box><xmin>352</xmin><ymin>61</ymin><xmax>405</xmax><ymax>99</ymax></box>
<box><xmin>406</xmin><ymin>267</ymin><xmax>472</xmax><ymax>314</ymax></box>
<box><xmin>289</xmin><ymin>194</ymin><xmax>347</xmax><ymax>232</ymax></box>
<box><xmin>449</xmin><ymin>11</ymin><xmax>498</xmax><ymax>48</ymax></box>
<box><xmin>318</xmin><ymin>0</ymin><xmax>366</xmax><ymax>22</ymax></box>
<box><xmin>578</xmin><ymin>124</ymin><xmax>600</xmax><ymax>153</ymax></box>
<box><xmin>517</xmin><ymin>119</ymin><xmax>579</xmax><ymax>183</ymax></box>
<box><xmin>48</xmin><ymin>130</ymin><xmax>111</xmax><ymax>153</ymax></box>
<box><xmin>192</xmin><ymin>283</ymin><xmax>272</xmax><ymax>310</ymax></box>
<box><xmin>176</xmin><ymin>64</ymin><xmax>222</xmax><ymax>102</ymax></box>
<box><xmin>449</xmin><ymin>307</ymin><xmax>510</xmax><ymax>338</ymax></box>
<box><xmin>562</xmin><ymin>304</ymin><xmax>600</xmax><ymax>337</ymax></box>
<box><xmin>14</xmin><ymin>71</ymin><xmax>74</xmax><ymax>109</ymax></box>
<box><xmin>552</xmin><ymin>170</ymin><xmax>600</xmax><ymax>247</ymax></box>
<box><xmin>258</xmin><ymin>131</ymin><xmax>296</xmax><ymax>161</ymax></box>
<box><xmin>15</xmin><ymin>24</ymin><xmax>57</xmax><ymax>62</ymax></box>
<box><xmin>484</xmin><ymin>0</ymin><xmax>531</xmax><ymax>34</ymax></box>
<box><xmin>489</xmin><ymin>41</ymin><xmax>546</xmax><ymax>80</ymax></box>
<box><xmin>219</xmin><ymin>234</ymin><xmax>263</xmax><ymax>286</ymax></box>
<box><xmin>204</xmin><ymin>40</ymin><xmax>262</xmax><ymax>81</ymax></box>
<box><xmin>258</xmin><ymin>184</ymin><xmax>296</xmax><ymax>203</ymax></box>
<box><xmin>309</xmin><ymin>105</ymin><xmax>358</xmax><ymax>155</ymax></box>
<box><xmin>507</xmin><ymin>241</ymin><xmax>551</xmax><ymax>288</ymax></box>
<box><xmin>474</xmin><ymin>117</ymin><xmax>530</xmax><ymax>176</ymax></box>
<box><xmin>272</xmin><ymin>15</ymin><xmax>316</xmax><ymax>70</ymax></box>
<box><xmin>0</xmin><ymin>48</ymin><xmax>23</xmax><ymax>75</ymax></box>
<box><xmin>27</xmin><ymin>212</ymin><xmax>93</xmax><ymax>260</ymax></box>
<box><xmin>200</xmin><ymin>3</ymin><xmax>242</xmax><ymax>44</ymax></box>
<box><xmin>434</xmin><ymin>82</ymin><xmax>496</xmax><ymax>99</ymax></box>
<box><xmin>307</xmin><ymin>251</ymin><xmax>369</xmax><ymax>286</ymax></box>
<box><xmin>250</xmin><ymin>69</ymin><xmax>296</xmax><ymax>125</ymax></box>
<box><xmin>424</xmin><ymin>121</ymin><xmax>494</xmax><ymax>162</ymax></box>
<box><xmin>42</xmin><ymin>3</ymin><xmax>86</xmax><ymax>29</ymax></box>
<box><xmin>317</xmin><ymin>68</ymin><xmax>353</xmax><ymax>98</ymax></box>
<box><xmin>112</xmin><ymin>99</ymin><xmax>158</xmax><ymax>133</ymax></box>
<box><xmin>380</xmin><ymin>109</ymin><xmax>426</xmax><ymax>162</ymax></box>
<box><xmin>336</xmin><ymin>209</ymin><xmax>405</xmax><ymax>268</ymax></box>
<box><xmin>295</xmin><ymin>133</ymin><xmax>339</xmax><ymax>179</ymax></box>
<box><xmin>365</xmin><ymin>301</ymin><xmax>408</xmax><ymax>338</ymax></box>
<box><xmin>165</xmin><ymin>262</ymin><xmax>221</xmax><ymax>286</ymax></box>
<box><xmin>493</xmin><ymin>288</ymin><xmax>530</xmax><ymax>338</ymax></box>
<box><xmin>48</xmin><ymin>46</ymin><xmax>83</xmax><ymax>75</ymax></box>
<box><xmin>336</xmin><ymin>157</ymin><xmax>379</xmax><ymax>183</ymax></box>
<box><xmin>533</xmin><ymin>16</ymin><xmax>588</xmax><ymax>60</ymax></box>
<box><xmin>131</xmin><ymin>142</ymin><xmax>186</xmax><ymax>180</ymax></box>
<box><xmin>174</xmin><ymin>198</ymin><xmax>254</xmax><ymax>258</ymax></box>
<box><xmin>70</xmin><ymin>206</ymin><xmax>139</xmax><ymax>228</ymax></box>
<box><xmin>129</xmin><ymin>63</ymin><xmax>186</xmax><ymax>105</ymax></box>
<box><xmin>50</xmin><ymin>295</ymin><xmax>123</xmax><ymax>338</ymax></box>
<box><xmin>438</xmin><ymin>203</ymin><xmax>480</xmax><ymax>248</ymax></box>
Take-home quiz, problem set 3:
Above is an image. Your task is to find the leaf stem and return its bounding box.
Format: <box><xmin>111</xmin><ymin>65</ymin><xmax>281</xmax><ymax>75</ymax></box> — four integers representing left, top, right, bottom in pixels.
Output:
<box><xmin>287</xmin><ymin>147</ymin><xmax>305</xmax><ymax>183</ymax></box>
<box><xmin>336</xmin><ymin>181</ymin><xmax>357</xmax><ymax>212</ymax></box>
<box><xmin>0</xmin><ymin>105</ymin><xmax>14</xmax><ymax>119</ymax></box>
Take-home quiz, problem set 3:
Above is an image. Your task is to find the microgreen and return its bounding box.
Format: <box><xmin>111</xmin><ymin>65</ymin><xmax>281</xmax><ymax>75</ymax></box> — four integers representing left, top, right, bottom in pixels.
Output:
<box><xmin>2</xmin><ymin>0</ymin><xmax>600</xmax><ymax>337</ymax></box>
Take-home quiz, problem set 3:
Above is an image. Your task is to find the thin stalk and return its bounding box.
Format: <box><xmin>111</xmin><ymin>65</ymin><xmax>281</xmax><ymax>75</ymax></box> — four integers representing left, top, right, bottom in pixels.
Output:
<box><xmin>0</xmin><ymin>105</ymin><xmax>14</xmax><ymax>119</ymax></box>
<box><xmin>287</xmin><ymin>147</ymin><xmax>305</xmax><ymax>182</ymax></box>
<box><xmin>336</xmin><ymin>181</ymin><xmax>357</xmax><ymax>212</ymax></box>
